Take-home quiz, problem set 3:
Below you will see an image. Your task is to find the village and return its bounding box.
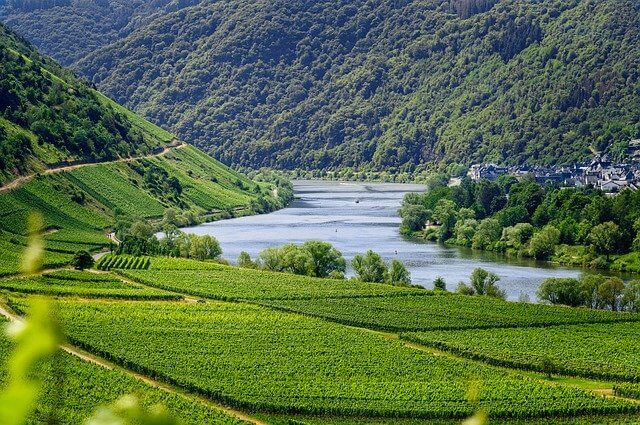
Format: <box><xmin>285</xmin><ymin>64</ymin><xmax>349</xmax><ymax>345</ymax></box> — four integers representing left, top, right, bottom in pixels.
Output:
<box><xmin>468</xmin><ymin>139</ymin><xmax>640</xmax><ymax>192</ymax></box>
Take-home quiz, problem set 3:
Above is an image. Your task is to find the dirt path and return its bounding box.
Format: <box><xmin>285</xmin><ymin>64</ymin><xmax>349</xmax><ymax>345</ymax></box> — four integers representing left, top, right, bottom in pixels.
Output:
<box><xmin>0</xmin><ymin>142</ymin><xmax>187</xmax><ymax>193</ymax></box>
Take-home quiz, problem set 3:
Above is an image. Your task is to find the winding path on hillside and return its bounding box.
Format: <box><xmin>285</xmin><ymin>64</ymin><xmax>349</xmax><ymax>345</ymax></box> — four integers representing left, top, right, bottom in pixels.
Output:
<box><xmin>0</xmin><ymin>141</ymin><xmax>187</xmax><ymax>193</ymax></box>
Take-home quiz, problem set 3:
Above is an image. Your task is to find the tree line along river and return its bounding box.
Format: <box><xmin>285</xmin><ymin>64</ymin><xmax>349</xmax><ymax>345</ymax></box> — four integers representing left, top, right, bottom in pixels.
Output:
<box><xmin>185</xmin><ymin>180</ymin><xmax>620</xmax><ymax>301</ymax></box>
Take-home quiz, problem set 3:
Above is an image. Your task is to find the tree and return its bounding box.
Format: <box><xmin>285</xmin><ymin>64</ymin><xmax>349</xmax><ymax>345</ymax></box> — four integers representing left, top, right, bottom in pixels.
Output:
<box><xmin>302</xmin><ymin>241</ymin><xmax>346</xmax><ymax>278</ymax></box>
<box><xmin>456</xmin><ymin>282</ymin><xmax>475</xmax><ymax>295</ymax></box>
<box><xmin>352</xmin><ymin>250</ymin><xmax>387</xmax><ymax>283</ymax></box>
<box><xmin>279</xmin><ymin>244</ymin><xmax>315</xmax><ymax>276</ymax></box>
<box><xmin>474</xmin><ymin>180</ymin><xmax>506</xmax><ymax>217</ymax></box>
<box><xmin>237</xmin><ymin>251</ymin><xmax>257</xmax><ymax>269</ymax></box>
<box><xmin>507</xmin><ymin>177</ymin><xmax>545</xmax><ymax>216</ymax></box>
<box><xmin>471</xmin><ymin>218</ymin><xmax>502</xmax><ymax>250</ymax></box>
<box><xmin>259</xmin><ymin>247</ymin><xmax>282</xmax><ymax>271</ymax></box>
<box><xmin>598</xmin><ymin>277</ymin><xmax>625</xmax><ymax>311</ymax></box>
<box><xmin>433</xmin><ymin>276</ymin><xmax>446</xmax><ymax>291</ymax></box>
<box><xmin>528</xmin><ymin>225</ymin><xmax>560</xmax><ymax>260</ymax></box>
<box><xmin>398</xmin><ymin>203</ymin><xmax>430</xmax><ymax>233</ymax></box>
<box><xmin>579</xmin><ymin>274</ymin><xmax>606</xmax><ymax>309</ymax></box>
<box><xmin>537</xmin><ymin>278</ymin><xmax>582</xmax><ymax>307</ymax></box>
<box><xmin>469</xmin><ymin>268</ymin><xmax>502</xmax><ymax>297</ymax></box>
<box><xmin>72</xmin><ymin>250</ymin><xmax>94</xmax><ymax>270</ymax></box>
<box><xmin>622</xmin><ymin>280</ymin><xmax>640</xmax><ymax>312</ymax></box>
<box><xmin>588</xmin><ymin>222</ymin><xmax>622</xmax><ymax>259</ymax></box>
<box><xmin>454</xmin><ymin>218</ymin><xmax>477</xmax><ymax>247</ymax></box>
<box><xmin>502</xmin><ymin>223</ymin><xmax>534</xmax><ymax>249</ymax></box>
<box><xmin>433</xmin><ymin>199</ymin><xmax>457</xmax><ymax>242</ymax></box>
<box><xmin>387</xmin><ymin>259</ymin><xmax>411</xmax><ymax>286</ymax></box>
<box><xmin>187</xmin><ymin>235</ymin><xmax>222</xmax><ymax>261</ymax></box>
<box><xmin>540</xmin><ymin>356</ymin><xmax>556</xmax><ymax>379</ymax></box>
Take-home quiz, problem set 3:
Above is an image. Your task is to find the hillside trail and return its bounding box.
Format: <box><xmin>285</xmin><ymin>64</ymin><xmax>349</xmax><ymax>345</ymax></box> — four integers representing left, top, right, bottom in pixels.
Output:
<box><xmin>0</xmin><ymin>142</ymin><xmax>187</xmax><ymax>193</ymax></box>
<box><xmin>0</xmin><ymin>303</ymin><xmax>268</xmax><ymax>425</ymax></box>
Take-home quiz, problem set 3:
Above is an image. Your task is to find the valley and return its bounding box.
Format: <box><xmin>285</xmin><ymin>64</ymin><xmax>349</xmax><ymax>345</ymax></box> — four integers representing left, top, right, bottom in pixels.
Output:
<box><xmin>0</xmin><ymin>1</ymin><xmax>639</xmax><ymax>424</ymax></box>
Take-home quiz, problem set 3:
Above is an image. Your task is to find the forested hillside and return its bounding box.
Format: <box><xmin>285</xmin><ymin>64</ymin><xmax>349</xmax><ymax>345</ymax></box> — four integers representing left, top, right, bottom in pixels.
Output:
<box><xmin>0</xmin><ymin>0</ymin><xmax>199</xmax><ymax>66</ymax></box>
<box><xmin>0</xmin><ymin>22</ymin><xmax>286</xmax><ymax>275</ymax></box>
<box><xmin>0</xmin><ymin>21</ymin><xmax>177</xmax><ymax>184</ymax></box>
<box><xmin>2</xmin><ymin>0</ymin><xmax>639</xmax><ymax>172</ymax></box>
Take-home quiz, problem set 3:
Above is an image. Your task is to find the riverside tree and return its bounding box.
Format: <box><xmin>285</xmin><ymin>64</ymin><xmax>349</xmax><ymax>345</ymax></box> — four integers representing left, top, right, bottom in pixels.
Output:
<box><xmin>352</xmin><ymin>250</ymin><xmax>388</xmax><ymax>283</ymax></box>
<box><xmin>387</xmin><ymin>259</ymin><xmax>411</xmax><ymax>286</ymax></box>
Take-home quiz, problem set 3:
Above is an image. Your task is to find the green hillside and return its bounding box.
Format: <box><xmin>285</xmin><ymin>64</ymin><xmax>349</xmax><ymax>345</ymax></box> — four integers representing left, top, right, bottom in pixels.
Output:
<box><xmin>0</xmin><ymin>22</ymin><xmax>285</xmax><ymax>274</ymax></box>
<box><xmin>2</xmin><ymin>0</ymin><xmax>638</xmax><ymax>171</ymax></box>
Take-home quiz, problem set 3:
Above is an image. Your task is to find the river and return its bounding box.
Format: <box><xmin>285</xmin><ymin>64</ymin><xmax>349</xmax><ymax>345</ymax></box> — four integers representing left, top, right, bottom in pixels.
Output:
<box><xmin>185</xmin><ymin>180</ymin><xmax>589</xmax><ymax>301</ymax></box>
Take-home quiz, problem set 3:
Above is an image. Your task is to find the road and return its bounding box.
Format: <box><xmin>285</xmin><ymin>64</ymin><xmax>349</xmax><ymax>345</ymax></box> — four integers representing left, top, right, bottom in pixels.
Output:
<box><xmin>0</xmin><ymin>142</ymin><xmax>187</xmax><ymax>193</ymax></box>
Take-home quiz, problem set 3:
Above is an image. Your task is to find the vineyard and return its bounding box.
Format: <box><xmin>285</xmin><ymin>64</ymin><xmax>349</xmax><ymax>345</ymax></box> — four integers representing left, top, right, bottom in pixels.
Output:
<box><xmin>63</xmin><ymin>165</ymin><xmax>166</xmax><ymax>218</ymax></box>
<box><xmin>51</xmin><ymin>299</ymin><xmax>637</xmax><ymax>420</ymax></box>
<box><xmin>119</xmin><ymin>266</ymin><xmax>425</xmax><ymax>301</ymax></box>
<box><xmin>402</xmin><ymin>322</ymin><xmax>640</xmax><ymax>382</ymax></box>
<box><xmin>96</xmin><ymin>254</ymin><xmax>151</xmax><ymax>271</ymax></box>
<box><xmin>0</xmin><ymin>270</ymin><xmax>178</xmax><ymax>300</ymax></box>
<box><xmin>0</xmin><ymin>144</ymin><xmax>280</xmax><ymax>278</ymax></box>
<box><xmin>259</xmin><ymin>295</ymin><xmax>640</xmax><ymax>332</ymax></box>
<box><xmin>0</xmin><ymin>320</ymin><xmax>245</xmax><ymax>425</ymax></box>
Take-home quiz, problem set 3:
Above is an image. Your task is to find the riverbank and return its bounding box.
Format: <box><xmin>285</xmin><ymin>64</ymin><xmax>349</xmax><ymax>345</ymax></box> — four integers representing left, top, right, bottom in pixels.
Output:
<box><xmin>181</xmin><ymin>180</ymin><xmax>597</xmax><ymax>301</ymax></box>
<box><xmin>406</xmin><ymin>229</ymin><xmax>640</xmax><ymax>275</ymax></box>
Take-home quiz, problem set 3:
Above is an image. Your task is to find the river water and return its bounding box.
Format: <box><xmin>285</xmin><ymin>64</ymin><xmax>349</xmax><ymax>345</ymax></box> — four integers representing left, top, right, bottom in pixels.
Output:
<box><xmin>185</xmin><ymin>180</ymin><xmax>588</xmax><ymax>301</ymax></box>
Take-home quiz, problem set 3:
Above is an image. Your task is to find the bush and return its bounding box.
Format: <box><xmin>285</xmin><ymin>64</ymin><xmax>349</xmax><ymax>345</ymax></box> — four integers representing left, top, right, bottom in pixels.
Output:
<box><xmin>433</xmin><ymin>276</ymin><xmax>446</xmax><ymax>291</ymax></box>
<box><xmin>72</xmin><ymin>250</ymin><xmax>94</xmax><ymax>270</ymax></box>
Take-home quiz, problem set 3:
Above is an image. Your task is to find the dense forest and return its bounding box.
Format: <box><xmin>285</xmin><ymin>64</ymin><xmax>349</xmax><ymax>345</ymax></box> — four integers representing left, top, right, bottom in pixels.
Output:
<box><xmin>0</xmin><ymin>22</ymin><xmax>175</xmax><ymax>183</ymax></box>
<box><xmin>0</xmin><ymin>0</ymin><xmax>197</xmax><ymax>66</ymax></box>
<box><xmin>2</xmin><ymin>0</ymin><xmax>638</xmax><ymax>172</ymax></box>
<box><xmin>399</xmin><ymin>175</ymin><xmax>640</xmax><ymax>271</ymax></box>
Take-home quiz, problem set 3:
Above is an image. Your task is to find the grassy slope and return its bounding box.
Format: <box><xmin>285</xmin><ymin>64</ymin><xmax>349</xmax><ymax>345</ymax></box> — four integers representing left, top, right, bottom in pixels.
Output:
<box><xmin>0</xmin><ymin>319</ymin><xmax>247</xmax><ymax>424</ymax></box>
<box><xmin>53</xmin><ymin>299</ymin><xmax>635</xmax><ymax>419</ymax></box>
<box><xmin>0</xmin><ymin>145</ymin><xmax>277</xmax><ymax>275</ymax></box>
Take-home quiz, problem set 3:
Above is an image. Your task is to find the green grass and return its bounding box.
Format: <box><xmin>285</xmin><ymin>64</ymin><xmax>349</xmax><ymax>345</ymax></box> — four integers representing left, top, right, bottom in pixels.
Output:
<box><xmin>119</xmin><ymin>261</ymin><xmax>425</xmax><ymax>301</ymax></box>
<box><xmin>149</xmin><ymin>148</ymin><xmax>256</xmax><ymax>211</ymax></box>
<box><xmin>258</xmin><ymin>294</ymin><xmax>639</xmax><ymax>332</ymax></box>
<box><xmin>0</xmin><ymin>319</ymin><xmax>247</xmax><ymax>424</ymax></box>
<box><xmin>52</xmin><ymin>300</ymin><xmax>636</xmax><ymax>420</ymax></box>
<box><xmin>402</xmin><ymin>321</ymin><xmax>640</xmax><ymax>382</ymax></box>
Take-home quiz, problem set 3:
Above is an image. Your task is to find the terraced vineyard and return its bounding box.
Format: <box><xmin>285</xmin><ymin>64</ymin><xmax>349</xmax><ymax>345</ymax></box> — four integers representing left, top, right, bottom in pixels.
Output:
<box><xmin>0</xmin><ymin>319</ymin><xmax>246</xmax><ymax>424</ymax></box>
<box><xmin>52</xmin><ymin>300</ymin><xmax>637</xmax><ymax>420</ymax></box>
<box><xmin>120</xmin><ymin>265</ymin><xmax>425</xmax><ymax>301</ymax></box>
<box><xmin>0</xmin><ymin>270</ymin><xmax>178</xmax><ymax>300</ymax></box>
<box><xmin>96</xmin><ymin>254</ymin><xmax>151</xmax><ymax>271</ymax></box>
<box><xmin>403</xmin><ymin>322</ymin><xmax>640</xmax><ymax>382</ymax></box>
<box><xmin>64</xmin><ymin>165</ymin><xmax>166</xmax><ymax>218</ymax></box>
<box><xmin>0</xmin><ymin>239</ymin><xmax>71</xmax><ymax>277</ymax></box>
<box><xmin>259</xmin><ymin>295</ymin><xmax>640</xmax><ymax>332</ymax></box>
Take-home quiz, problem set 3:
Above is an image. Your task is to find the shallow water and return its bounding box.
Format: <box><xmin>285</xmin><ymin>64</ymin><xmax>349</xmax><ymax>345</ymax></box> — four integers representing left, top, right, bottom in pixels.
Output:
<box><xmin>185</xmin><ymin>180</ymin><xmax>592</xmax><ymax>301</ymax></box>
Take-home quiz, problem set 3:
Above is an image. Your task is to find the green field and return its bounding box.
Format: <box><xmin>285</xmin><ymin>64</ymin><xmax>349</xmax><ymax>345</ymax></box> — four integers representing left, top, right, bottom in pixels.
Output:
<box><xmin>259</xmin><ymin>294</ymin><xmax>639</xmax><ymax>332</ymax></box>
<box><xmin>119</xmin><ymin>265</ymin><xmax>425</xmax><ymax>301</ymax></box>
<box><xmin>52</xmin><ymin>300</ymin><xmax>636</xmax><ymax>420</ymax></box>
<box><xmin>0</xmin><ymin>270</ymin><xmax>178</xmax><ymax>300</ymax></box>
<box><xmin>0</xmin><ymin>319</ymin><xmax>246</xmax><ymax>424</ymax></box>
<box><xmin>403</xmin><ymin>322</ymin><xmax>640</xmax><ymax>382</ymax></box>
<box><xmin>0</xmin><ymin>239</ymin><xmax>72</xmax><ymax>277</ymax></box>
<box><xmin>0</xmin><ymin>145</ymin><xmax>280</xmax><ymax>276</ymax></box>
<box><xmin>64</xmin><ymin>165</ymin><xmax>167</xmax><ymax>218</ymax></box>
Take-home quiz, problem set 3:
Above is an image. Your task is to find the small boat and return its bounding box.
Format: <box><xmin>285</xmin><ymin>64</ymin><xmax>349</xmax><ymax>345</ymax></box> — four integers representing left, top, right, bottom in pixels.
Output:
<box><xmin>355</xmin><ymin>199</ymin><xmax>360</xmax><ymax>204</ymax></box>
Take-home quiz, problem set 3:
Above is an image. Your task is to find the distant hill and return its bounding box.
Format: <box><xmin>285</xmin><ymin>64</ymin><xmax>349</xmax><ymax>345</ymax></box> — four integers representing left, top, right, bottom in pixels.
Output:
<box><xmin>2</xmin><ymin>0</ymin><xmax>639</xmax><ymax>172</ymax></box>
